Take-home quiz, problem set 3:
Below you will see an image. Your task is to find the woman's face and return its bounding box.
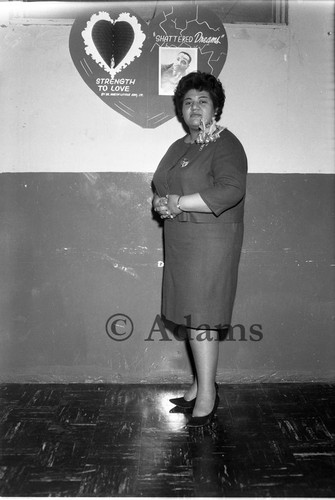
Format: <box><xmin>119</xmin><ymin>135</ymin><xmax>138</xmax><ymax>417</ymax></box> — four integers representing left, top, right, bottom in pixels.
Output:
<box><xmin>182</xmin><ymin>89</ymin><xmax>217</xmax><ymax>133</ymax></box>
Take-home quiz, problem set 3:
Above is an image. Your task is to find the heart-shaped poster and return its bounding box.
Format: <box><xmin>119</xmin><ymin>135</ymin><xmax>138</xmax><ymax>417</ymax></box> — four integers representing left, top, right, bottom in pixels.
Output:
<box><xmin>69</xmin><ymin>5</ymin><xmax>228</xmax><ymax>128</ymax></box>
<box><xmin>82</xmin><ymin>12</ymin><xmax>146</xmax><ymax>79</ymax></box>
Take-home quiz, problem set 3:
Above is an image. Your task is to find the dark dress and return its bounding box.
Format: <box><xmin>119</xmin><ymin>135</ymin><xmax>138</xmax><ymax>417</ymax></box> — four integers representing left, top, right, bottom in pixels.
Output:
<box><xmin>152</xmin><ymin>128</ymin><xmax>247</xmax><ymax>329</ymax></box>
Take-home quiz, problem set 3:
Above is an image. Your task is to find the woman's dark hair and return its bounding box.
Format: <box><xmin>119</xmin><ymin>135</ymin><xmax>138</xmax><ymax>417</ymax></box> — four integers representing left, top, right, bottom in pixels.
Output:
<box><xmin>173</xmin><ymin>71</ymin><xmax>225</xmax><ymax>128</ymax></box>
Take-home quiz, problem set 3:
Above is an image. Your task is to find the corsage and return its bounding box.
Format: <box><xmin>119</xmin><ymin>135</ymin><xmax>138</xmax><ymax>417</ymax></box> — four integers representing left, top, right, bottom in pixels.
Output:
<box><xmin>196</xmin><ymin>118</ymin><xmax>225</xmax><ymax>150</ymax></box>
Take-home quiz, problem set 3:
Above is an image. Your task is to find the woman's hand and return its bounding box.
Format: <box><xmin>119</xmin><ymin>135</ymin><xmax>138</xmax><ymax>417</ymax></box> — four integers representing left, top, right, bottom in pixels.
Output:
<box><xmin>153</xmin><ymin>194</ymin><xmax>185</xmax><ymax>219</ymax></box>
<box><xmin>153</xmin><ymin>195</ymin><xmax>173</xmax><ymax>219</ymax></box>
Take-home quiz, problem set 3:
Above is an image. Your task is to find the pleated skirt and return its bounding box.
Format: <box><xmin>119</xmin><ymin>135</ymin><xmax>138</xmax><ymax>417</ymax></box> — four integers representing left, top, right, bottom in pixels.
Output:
<box><xmin>162</xmin><ymin>220</ymin><xmax>244</xmax><ymax>329</ymax></box>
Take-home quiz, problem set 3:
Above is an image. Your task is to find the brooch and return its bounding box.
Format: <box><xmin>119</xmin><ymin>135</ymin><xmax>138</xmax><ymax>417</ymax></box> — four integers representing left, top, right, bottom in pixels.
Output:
<box><xmin>180</xmin><ymin>158</ymin><xmax>189</xmax><ymax>168</ymax></box>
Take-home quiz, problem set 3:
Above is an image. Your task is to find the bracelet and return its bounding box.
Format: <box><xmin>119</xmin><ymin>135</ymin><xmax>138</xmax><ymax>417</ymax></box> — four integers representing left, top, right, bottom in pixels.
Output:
<box><xmin>176</xmin><ymin>196</ymin><xmax>183</xmax><ymax>211</ymax></box>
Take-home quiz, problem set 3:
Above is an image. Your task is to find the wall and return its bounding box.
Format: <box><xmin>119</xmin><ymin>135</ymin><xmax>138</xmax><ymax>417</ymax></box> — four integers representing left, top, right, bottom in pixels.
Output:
<box><xmin>0</xmin><ymin>0</ymin><xmax>334</xmax><ymax>382</ymax></box>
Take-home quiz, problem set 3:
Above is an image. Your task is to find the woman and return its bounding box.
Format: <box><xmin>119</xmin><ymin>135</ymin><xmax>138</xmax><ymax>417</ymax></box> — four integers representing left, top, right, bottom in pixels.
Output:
<box><xmin>152</xmin><ymin>72</ymin><xmax>247</xmax><ymax>428</ymax></box>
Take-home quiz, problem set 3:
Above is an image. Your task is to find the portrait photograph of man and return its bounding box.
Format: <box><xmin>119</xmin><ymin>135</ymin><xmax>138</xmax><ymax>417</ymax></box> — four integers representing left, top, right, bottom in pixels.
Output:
<box><xmin>159</xmin><ymin>47</ymin><xmax>198</xmax><ymax>95</ymax></box>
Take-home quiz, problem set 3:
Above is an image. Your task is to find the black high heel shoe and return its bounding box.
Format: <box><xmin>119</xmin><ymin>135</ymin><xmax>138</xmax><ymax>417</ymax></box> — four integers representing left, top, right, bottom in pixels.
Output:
<box><xmin>170</xmin><ymin>383</ymin><xmax>218</xmax><ymax>409</ymax></box>
<box><xmin>169</xmin><ymin>395</ymin><xmax>196</xmax><ymax>409</ymax></box>
<box><xmin>187</xmin><ymin>393</ymin><xmax>220</xmax><ymax>428</ymax></box>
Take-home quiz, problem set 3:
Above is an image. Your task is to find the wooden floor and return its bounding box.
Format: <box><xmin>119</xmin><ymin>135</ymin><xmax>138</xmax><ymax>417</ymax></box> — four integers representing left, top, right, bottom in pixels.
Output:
<box><xmin>0</xmin><ymin>383</ymin><xmax>334</xmax><ymax>497</ymax></box>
